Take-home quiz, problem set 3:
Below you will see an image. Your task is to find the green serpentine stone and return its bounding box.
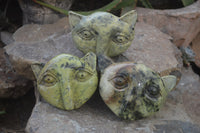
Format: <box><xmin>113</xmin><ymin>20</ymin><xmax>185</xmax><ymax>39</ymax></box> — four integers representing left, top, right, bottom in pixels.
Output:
<box><xmin>69</xmin><ymin>10</ymin><xmax>137</xmax><ymax>57</ymax></box>
<box><xmin>100</xmin><ymin>62</ymin><xmax>177</xmax><ymax>120</ymax></box>
<box><xmin>32</xmin><ymin>52</ymin><xmax>98</xmax><ymax>110</ymax></box>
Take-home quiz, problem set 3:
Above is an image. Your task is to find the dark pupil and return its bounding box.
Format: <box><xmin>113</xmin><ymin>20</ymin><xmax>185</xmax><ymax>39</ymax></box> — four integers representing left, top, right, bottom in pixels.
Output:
<box><xmin>113</xmin><ymin>76</ymin><xmax>128</xmax><ymax>89</ymax></box>
<box><xmin>148</xmin><ymin>86</ymin><xmax>159</xmax><ymax>95</ymax></box>
<box><xmin>118</xmin><ymin>37</ymin><xmax>122</xmax><ymax>41</ymax></box>
<box><xmin>115</xmin><ymin>77</ymin><xmax>125</xmax><ymax>85</ymax></box>
<box><xmin>80</xmin><ymin>74</ymin><xmax>84</xmax><ymax>78</ymax></box>
<box><xmin>83</xmin><ymin>31</ymin><xmax>90</xmax><ymax>37</ymax></box>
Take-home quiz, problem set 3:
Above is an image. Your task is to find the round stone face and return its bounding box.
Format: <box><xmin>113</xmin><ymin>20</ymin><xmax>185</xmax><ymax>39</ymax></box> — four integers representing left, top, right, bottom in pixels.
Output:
<box><xmin>99</xmin><ymin>62</ymin><xmax>169</xmax><ymax>120</ymax></box>
<box><xmin>33</xmin><ymin>52</ymin><xmax>98</xmax><ymax>110</ymax></box>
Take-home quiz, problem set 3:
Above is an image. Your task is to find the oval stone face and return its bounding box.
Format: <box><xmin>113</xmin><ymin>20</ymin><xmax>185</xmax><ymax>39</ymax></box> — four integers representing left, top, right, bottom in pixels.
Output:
<box><xmin>99</xmin><ymin>62</ymin><xmax>173</xmax><ymax>120</ymax></box>
<box><xmin>32</xmin><ymin>52</ymin><xmax>98</xmax><ymax>110</ymax></box>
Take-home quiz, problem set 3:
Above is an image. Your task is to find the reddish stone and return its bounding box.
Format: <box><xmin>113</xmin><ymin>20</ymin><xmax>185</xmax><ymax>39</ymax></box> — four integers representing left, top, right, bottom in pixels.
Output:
<box><xmin>136</xmin><ymin>1</ymin><xmax>200</xmax><ymax>47</ymax></box>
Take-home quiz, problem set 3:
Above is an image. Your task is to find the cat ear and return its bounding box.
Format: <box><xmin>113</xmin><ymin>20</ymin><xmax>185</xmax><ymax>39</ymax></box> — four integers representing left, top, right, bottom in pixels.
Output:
<box><xmin>68</xmin><ymin>11</ymin><xmax>84</xmax><ymax>29</ymax></box>
<box><xmin>31</xmin><ymin>63</ymin><xmax>45</xmax><ymax>79</ymax></box>
<box><xmin>81</xmin><ymin>52</ymin><xmax>96</xmax><ymax>71</ymax></box>
<box><xmin>97</xmin><ymin>54</ymin><xmax>114</xmax><ymax>73</ymax></box>
<box><xmin>120</xmin><ymin>10</ymin><xmax>137</xmax><ymax>28</ymax></box>
<box><xmin>161</xmin><ymin>75</ymin><xmax>177</xmax><ymax>92</ymax></box>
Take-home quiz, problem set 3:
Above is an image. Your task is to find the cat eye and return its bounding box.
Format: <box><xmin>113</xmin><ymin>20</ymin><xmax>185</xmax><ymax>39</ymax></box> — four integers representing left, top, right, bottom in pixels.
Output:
<box><xmin>145</xmin><ymin>84</ymin><xmax>160</xmax><ymax>98</ymax></box>
<box><xmin>112</xmin><ymin>34</ymin><xmax>129</xmax><ymax>44</ymax></box>
<box><xmin>76</xmin><ymin>70</ymin><xmax>92</xmax><ymax>82</ymax></box>
<box><xmin>111</xmin><ymin>75</ymin><xmax>129</xmax><ymax>90</ymax></box>
<box><xmin>40</xmin><ymin>74</ymin><xmax>57</xmax><ymax>87</ymax></box>
<box><xmin>77</xmin><ymin>29</ymin><xmax>94</xmax><ymax>40</ymax></box>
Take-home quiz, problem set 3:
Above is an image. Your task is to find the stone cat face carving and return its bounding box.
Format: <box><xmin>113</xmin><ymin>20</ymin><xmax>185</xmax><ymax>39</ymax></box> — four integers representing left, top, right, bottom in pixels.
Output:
<box><xmin>32</xmin><ymin>52</ymin><xmax>98</xmax><ymax>110</ymax></box>
<box><xmin>100</xmin><ymin>62</ymin><xmax>176</xmax><ymax>120</ymax></box>
<box><xmin>69</xmin><ymin>10</ymin><xmax>137</xmax><ymax>57</ymax></box>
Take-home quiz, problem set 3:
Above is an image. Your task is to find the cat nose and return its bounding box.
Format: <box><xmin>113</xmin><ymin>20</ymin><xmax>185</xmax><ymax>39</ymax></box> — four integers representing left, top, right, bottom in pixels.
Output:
<box><xmin>96</xmin><ymin>37</ymin><xmax>110</xmax><ymax>56</ymax></box>
<box><xmin>125</xmin><ymin>87</ymin><xmax>136</xmax><ymax>102</ymax></box>
<box><xmin>61</xmin><ymin>82</ymin><xmax>75</xmax><ymax>110</ymax></box>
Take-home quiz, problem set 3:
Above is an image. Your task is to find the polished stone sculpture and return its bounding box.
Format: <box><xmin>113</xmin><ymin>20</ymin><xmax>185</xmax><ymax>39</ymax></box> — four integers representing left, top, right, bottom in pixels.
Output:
<box><xmin>30</xmin><ymin>10</ymin><xmax>178</xmax><ymax>121</ymax></box>
<box><xmin>99</xmin><ymin>61</ymin><xmax>177</xmax><ymax>120</ymax></box>
<box><xmin>32</xmin><ymin>52</ymin><xmax>98</xmax><ymax>110</ymax></box>
<box><xmin>69</xmin><ymin>10</ymin><xmax>137</xmax><ymax>57</ymax></box>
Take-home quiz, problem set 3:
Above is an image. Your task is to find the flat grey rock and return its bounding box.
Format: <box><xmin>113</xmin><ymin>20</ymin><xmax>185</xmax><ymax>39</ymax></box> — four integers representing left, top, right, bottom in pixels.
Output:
<box><xmin>123</xmin><ymin>23</ymin><xmax>181</xmax><ymax>73</ymax></box>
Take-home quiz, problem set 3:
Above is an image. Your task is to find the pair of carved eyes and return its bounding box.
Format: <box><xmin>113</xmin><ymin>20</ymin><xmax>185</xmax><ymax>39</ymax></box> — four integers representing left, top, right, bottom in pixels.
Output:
<box><xmin>77</xmin><ymin>29</ymin><xmax>130</xmax><ymax>44</ymax></box>
<box><xmin>40</xmin><ymin>70</ymin><xmax>92</xmax><ymax>86</ymax></box>
<box><xmin>111</xmin><ymin>75</ymin><xmax>160</xmax><ymax>97</ymax></box>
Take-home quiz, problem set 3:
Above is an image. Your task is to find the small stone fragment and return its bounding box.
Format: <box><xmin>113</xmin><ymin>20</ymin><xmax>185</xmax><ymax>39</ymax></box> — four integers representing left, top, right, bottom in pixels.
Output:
<box><xmin>0</xmin><ymin>32</ymin><xmax>14</xmax><ymax>45</ymax></box>
<box><xmin>192</xmin><ymin>32</ymin><xmax>200</xmax><ymax>67</ymax></box>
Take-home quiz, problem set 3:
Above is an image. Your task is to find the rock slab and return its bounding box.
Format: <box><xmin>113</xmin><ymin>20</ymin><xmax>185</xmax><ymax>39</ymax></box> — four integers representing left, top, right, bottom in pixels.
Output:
<box><xmin>123</xmin><ymin>23</ymin><xmax>181</xmax><ymax>73</ymax></box>
<box><xmin>4</xmin><ymin>20</ymin><xmax>180</xmax><ymax>80</ymax></box>
<box><xmin>26</xmin><ymin>68</ymin><xmax>200</xmax><ymax>133</ymax></box>
<box><xmin>4</xmin><ymin>17</ymin><xmax>75</xmax><ymax>80</ymax></box>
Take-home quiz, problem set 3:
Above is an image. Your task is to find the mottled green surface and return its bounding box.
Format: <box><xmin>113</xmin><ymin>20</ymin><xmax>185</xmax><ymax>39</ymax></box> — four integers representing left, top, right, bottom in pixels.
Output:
<box><xmin>69</xmin><ymin>10</ymin><xmax>137</xmax><ymax>57</ymax></box>
<box><xmin>100</xmin><ymin>62</ymin><xmax>176</xmax><ymax>120</ymax></box>
<box><xmin>32</xmin><ymin>52</ymin><xmax>98</xmax><ymax>110</ymax></box>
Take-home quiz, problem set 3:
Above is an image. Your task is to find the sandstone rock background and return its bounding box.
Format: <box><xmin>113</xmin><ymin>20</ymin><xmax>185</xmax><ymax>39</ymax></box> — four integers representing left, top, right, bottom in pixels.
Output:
<box><xmin>4</xmin><ymin>21</ymin><xmax>181</xmax><ymax>80</ymax></box>
<box><xmin>3</xmin><ymin>15</ymin><xmax>199</xmax><ymax>133</ymax></box>
<box><xmin>136</xmin><ymin>1</ymin><xmax>200</xmax><ymax>69</ymax></box>
<box><xmin>137</xmin><ymin>0</ymin><xmax>200</xmax><ymax>47</ymax></box>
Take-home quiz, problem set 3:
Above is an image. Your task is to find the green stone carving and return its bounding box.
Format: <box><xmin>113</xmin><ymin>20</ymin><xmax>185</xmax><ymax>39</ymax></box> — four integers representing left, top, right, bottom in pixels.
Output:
<box><xmin>31</xmin><ymin>52</ymin><xmax>98</xmax><ymax>110</ymax></box>
<box><xmin>69</xmin><ymin>10</ymin><xmax>137</xmax><ymax>57</ymax></box>
<box><xmin>99</xmin><ymin>62</ymin><xmax>177</xmax><ymax>120</ymax></box>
